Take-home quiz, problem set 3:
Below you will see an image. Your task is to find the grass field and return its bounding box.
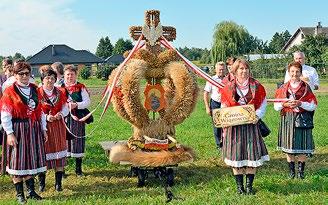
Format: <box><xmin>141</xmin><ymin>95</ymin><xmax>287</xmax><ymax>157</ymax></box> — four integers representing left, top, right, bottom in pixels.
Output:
<box><xmin>0</xmin><ymin>78</ymin><xmax>328</xmax><ymax>205</ymax></box>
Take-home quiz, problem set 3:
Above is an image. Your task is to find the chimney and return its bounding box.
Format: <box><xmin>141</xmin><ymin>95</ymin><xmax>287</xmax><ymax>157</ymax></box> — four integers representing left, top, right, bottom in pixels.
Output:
<box><xmin>52</xmin><ymin>45</ymin><xmax>56</xmax><ymax>56</ymax></box>
<box><xmin>315</xmin><ymin>22</ymin><xmax>322</xmax><ymax>35</ymax></box>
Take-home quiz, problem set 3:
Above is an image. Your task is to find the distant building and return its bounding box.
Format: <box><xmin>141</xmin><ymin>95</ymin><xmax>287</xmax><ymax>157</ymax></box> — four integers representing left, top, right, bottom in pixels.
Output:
<box><xmin>244</xmin><ymin>54</ymin><xmax>287</xmax><ymax>61</ymax></box>
<box><xmin>282</xmin><ymin>22</ymin><xmax>328</xmax><ymax>52</ymax></box>
<box><xmin>104</xmin><ymin>54</ymin><xmax>124</xmax><ymax>66</ymax></box>
<box><xmin>26</xmin><ymin>44</ymin><xmax>104</xmax><ymax>76</ymax></box>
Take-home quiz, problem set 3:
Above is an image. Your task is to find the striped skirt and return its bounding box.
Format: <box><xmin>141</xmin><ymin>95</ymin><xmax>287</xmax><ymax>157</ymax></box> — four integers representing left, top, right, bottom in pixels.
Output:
<box><xmin>6</xmin><ymin>119</ymin><xmax>46</xmax><ymax>176</ymax></box>
<box><xmin>278</xmin><ymin>112</ymin><xmax>314</xmax><ymax>154</ymax></box>
<box><xmin>222</xmin><ymin>123</ymin><xmax>269</xmax><ymax>168</ymax></box>
<box><xmin>66</xmin><ymin>115</ymin><xmax>85</xmax><ymax>158</ymax></box>
<box><xmin>45</xmin><ymin>119</ymin><xmax>67</xmax><ymax>169</ymax></box>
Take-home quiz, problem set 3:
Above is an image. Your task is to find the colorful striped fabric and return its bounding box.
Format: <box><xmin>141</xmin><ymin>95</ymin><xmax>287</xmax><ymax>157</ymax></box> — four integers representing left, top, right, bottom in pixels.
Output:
<box><xmin>66</xmin><ymin>115</ymin><xmax>86</xmax><ymax>158</ymax></box>
<box><xmin>45</xmin><ymin>119</ymin><xmax>67</xmax><ymax>169</ymax></box>
<box><xmin>6</xmin><ymin>120</ymin><xmax>46</xmax><ymax>176</ymax></box>
<box><xmin>278</xmin><ymin>112</ymin><xmax>314</xmax><ymax>154</ymax></box>
<box><xmin>222</xmin><ymin>123</ymin><xmax>270</xmax><ymax>168</ymax></box>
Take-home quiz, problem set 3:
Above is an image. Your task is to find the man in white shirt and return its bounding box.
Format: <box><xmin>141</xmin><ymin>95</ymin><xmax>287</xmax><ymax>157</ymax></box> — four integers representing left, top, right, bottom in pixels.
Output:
<box><xmin>284</xmin><ymin>51</ymin><xmax>319</xmax><ymax>90</ymax></box>
<box><xmin>203</xmin><ymin>62</ymin><xmax>225</xmax><ymax>150</ymax></box>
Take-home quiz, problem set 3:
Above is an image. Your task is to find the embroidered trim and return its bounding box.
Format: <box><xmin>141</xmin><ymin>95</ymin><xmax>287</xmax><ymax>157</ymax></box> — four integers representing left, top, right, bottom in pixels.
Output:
<box><xmin>224</xmin><ymin>155</ymin><xmax>270</xmax><ymax>168</ymax></box>
<box><xmin>67</xmin><ymin>152</ymin><xmax>84</xmax><ymax>158</ymax></box>
<box><xmin>277</xmin><ymin>147</ymin><xmax>314</xmax><ymax>154</ymax></box>
<box><xmin>46</xmin><ymin>150</ymin><xmax>67</xmax><ymax>160</ymax></box>
<box><xmin>6</xmin><ymin>166</ymin><xmax>47</xmax><ymax>175</ymax></box>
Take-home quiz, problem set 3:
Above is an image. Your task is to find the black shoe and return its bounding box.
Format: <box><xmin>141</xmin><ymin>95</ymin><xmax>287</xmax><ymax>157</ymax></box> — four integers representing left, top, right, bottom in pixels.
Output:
<box><xmin>55</xmin><ymin>171</ymin><xmax>63</xmax><ymax>191</ymax></box>
<box><xmin>38</xmin><ymin>172</ymin><xmax>46</xmax><ymax>192</ymax></box>
<box><xmin>298</xmin><ymin>161</ymin><xmax>305</xmax><ymax>179</ymax></box>
<box><xmin>129</xmin><ymin>167</ymin><xmax>138</xmax><ymax>177</ymax></box>
<box><xmin>137</xmin><ymin>168</ymin><xmax>146</xmax><ymax>187</ymax></box>
<box><xmin>75</xmin><ymin>158</ymin><xmax>83</xmax><ymax>176</ymax></box>
<box><xmin>245</xmin><ymin>174</ymin><xmax>255</xmax><ymax>195</ymax></box>
<box><xmin>166</xmin><ymin>168</ymin><xmax>174</xmax><ymax>187</ymax></box>
<box><xmin>25</xmin><ymin>178</ymin><xmax>43</xmax><ymax>200</ymax></box>
<box><xmin>234</xmin><ymin>174</ymin><xmax>245</xmax><ymax>194</ymax></box>
<box><xmin>14</xmin><ymin>181</ymin><xmax>27</xmax><ymax>204</ymax></box>
<box><xmin>288</xmin><ymin>162</ymin><xmax>295</xmax><ymax>179</ymax></box>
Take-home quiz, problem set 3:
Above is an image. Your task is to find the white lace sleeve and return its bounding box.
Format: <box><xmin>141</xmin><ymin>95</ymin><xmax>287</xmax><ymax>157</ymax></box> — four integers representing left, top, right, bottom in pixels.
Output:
<box><xmin>76</xmin><ymin>88</ymin><xmax>91</xmax><ymax>109</ymax></box>
<box><xmin>255</xmin><ymin>98</ymin><xmax>267</xmax><ymax>119</ymax></box>
<box><xmin>1</xmin><ymin>111</ymin><xmax>13</xmax><ymax>135</ymax></box>
<box><xmin>300</xmin><ymin>100</ymin><xmax>317</xmax><ymax>111</ymax></box>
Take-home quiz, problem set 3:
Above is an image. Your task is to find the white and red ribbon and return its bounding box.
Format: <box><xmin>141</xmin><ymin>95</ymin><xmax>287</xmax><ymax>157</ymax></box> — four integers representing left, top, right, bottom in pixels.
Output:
<box><xmin>266</xmin><ymin>98</ymin><xmax>289</xmax><ymax>103</ymax></box>
<box><xmin>160</xmin><ymin>36</ymin><xmax>225</xmax><ymax>89</ymax></box>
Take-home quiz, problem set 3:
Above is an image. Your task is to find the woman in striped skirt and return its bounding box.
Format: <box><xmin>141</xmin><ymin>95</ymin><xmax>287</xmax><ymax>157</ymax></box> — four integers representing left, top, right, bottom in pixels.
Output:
<box><xmin>220</xmin><ymin>59</ymin><xmax>269</xmax><ymax>195</ymax></box>
<box><xmin>1</xmin><ymin>62</ymin><xmax>47</xmax><ymax>204</ymax></box>
<box><xmin>38</xmin><ymin>69</ymin><xmax>68</xmax><ymax>192</ymax></box>
<box><xmin>274</xmin><ymin>62</ymin><xmax>317</xmax><ymax>179</ymax></box>
<box><xmin>63</xmin><ymin>65</ymin><xmax>91</xmax><ymax>176</ymax></box>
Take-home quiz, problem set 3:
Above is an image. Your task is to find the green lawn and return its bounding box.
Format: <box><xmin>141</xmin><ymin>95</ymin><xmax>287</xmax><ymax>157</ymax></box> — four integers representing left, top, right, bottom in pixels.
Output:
<box><xmin>0</xmin><ymin>79</ymin><xmax>327</xmax><ymax>205</ymax></box>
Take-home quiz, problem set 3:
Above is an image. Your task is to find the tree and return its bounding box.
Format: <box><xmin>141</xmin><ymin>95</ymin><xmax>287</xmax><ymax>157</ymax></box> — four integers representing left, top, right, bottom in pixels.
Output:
<box><xmin>13</xmin><ymin>53</ymin><xmax>25</xmax><ymax>61</ymax></box>
<box><xmin>211</xmin><ymin>21</ymin><xmax>251</xmax><ymax>64</ymax></box>
<box><xmin>298</xmin><ymin>34</ymin><xmax>328</xmax><ymax>69</ymax></box>
<box><xmin>199</xmin><ymin>48</ymin><xmax>211</xmax><ymax>64</ymax></box>
<box><xmin>282</xmin><ymin>30</ymin><xmax>291</xmax><ymax>43</ymax></box>
<box><xmin>269</xmin><ymin>30</ymin><xmax>291</xmax><ymax>53</ymax></box>
<box><xmin>246</xmin><ymin>35</ymin><xmax>271</xmax><ymax>54</ymax></box>
<box><xmin>113</xmin><ymin>38</ymin><xmax>133</xmax><ymax>55</ymax></box>
<box><xmin>96</xmin><ymin>36</ymin><xmax>113</xmax><ymax>59</ymax></box>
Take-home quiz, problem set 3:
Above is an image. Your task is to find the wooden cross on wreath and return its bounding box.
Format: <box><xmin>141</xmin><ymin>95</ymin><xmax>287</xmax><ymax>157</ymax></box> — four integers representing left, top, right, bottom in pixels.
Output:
<box><xmin>129</xmin><ymin>10</ymin><xmax>180</xmax><ymax>113</ymax></box>
<box><xmin>129</xmin><ymin>10</ymin><xmax>176</xmax><ymax>51</ymax></box>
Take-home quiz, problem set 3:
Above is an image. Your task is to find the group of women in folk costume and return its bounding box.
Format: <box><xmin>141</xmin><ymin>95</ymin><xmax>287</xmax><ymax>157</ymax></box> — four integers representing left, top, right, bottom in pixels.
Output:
<box><xmin>0</xmin><ymin>59</ymin><xmax>318</xmax><ymax>202</ymax></box>
<box><xmin>217</xmin><ymin>59</ymin><xmax>317</xmax><ymax>195</ymax></box>
<box><xmin>0</xmin><ymin>62</ymin><xmax>91</xmax><ymax>204</ymax></box>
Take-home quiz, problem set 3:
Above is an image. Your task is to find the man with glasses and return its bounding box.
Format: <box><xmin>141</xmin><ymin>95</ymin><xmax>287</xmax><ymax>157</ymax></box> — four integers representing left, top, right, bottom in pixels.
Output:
<box><xmin>203</xmin><ymin>61</ymin><xmax>226</xmax><ymax>150</ymax></box>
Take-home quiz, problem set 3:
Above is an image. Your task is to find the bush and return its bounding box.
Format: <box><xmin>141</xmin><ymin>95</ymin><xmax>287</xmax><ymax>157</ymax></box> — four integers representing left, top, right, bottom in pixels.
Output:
<box><xmin>95</xmin><ymin>65</ymin><xmax>116</xmax><ymax>80</ymax></box>
<box><xmin>80</xmin><ymin>66</ymin><xmax>92</xmax><ymax>80</ymax></box>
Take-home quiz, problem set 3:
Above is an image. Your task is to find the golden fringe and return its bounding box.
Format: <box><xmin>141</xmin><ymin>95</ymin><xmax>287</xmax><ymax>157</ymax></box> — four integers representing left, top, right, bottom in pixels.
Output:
<box><xmin>110</xmin><ymin>143</ymin><xmax>195</xmax><ymax>167</ymax></box>
<box><xmin>162</xmin><ymin>62</ymin><xmax>199</xmax><ymax>125</ymax></box>
<box><xmin>108</xmin><ymin>68</ymin><xmax>134</xmax><ymax>124</ymax></box>
<box><xmin>133</xmin><ymin>49</ymin><xmax>178</xmax><ymax>80</ymax></box>
<box><xmin>120</xmin><ymin>59</ymin><xmax>150</xmax><ymax>129</ymax></box>
<box><xmin>136</xmin><ymin>118</ymin><xmax>175</xmax><ymax>140</ymax></box>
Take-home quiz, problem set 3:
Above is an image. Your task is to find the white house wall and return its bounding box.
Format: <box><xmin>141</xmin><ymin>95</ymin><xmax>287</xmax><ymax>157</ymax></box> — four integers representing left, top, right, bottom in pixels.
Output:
<box><xmin>285</xmin><ymin>31</ymin><xmax>304</xmax><ymax>51</ymax></box>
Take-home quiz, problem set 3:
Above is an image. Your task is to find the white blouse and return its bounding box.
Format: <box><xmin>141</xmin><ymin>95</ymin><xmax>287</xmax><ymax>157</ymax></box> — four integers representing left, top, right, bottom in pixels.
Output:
<box><xmin>1</xmin><ymin>84</ymin><xmax>47</xmax><ymax>135</ymax></box>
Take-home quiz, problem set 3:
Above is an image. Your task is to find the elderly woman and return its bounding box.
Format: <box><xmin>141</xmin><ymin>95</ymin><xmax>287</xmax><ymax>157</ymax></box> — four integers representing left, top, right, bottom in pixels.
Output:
<box><xmin>220</xmin><ymin>59</ymin><xmax>269</xmax><ymax>195</ymax></box>
<box><xmin>38</xmin><ymin>69</ymin><xmax>68</xmax><ymax>192</ymax></box>
<box><xmin>63</xmin><ymin>64</ymin><xmax>91</xmax><ymax>176</ymax></box>
<box><xmin>1</xmin><ymin>62</ymin><xmax>47</xmax><ymax>203</ymax></box>
<box><xmin>274</xmin><ymin>62</ymin><xmax>317</xmax><ymax>179</ymax></box>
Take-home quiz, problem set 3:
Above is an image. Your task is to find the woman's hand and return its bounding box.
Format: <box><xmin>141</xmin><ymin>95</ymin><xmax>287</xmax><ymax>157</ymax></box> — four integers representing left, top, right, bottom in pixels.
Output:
<box><xmin>69</xmin><ymin>102</ymin><xmax>78</xmax><ymax>110</ymax></box>
<box><xmin>7</xmin><ymin>133</ymin><xmax>18</xmax><ymax>146</ymax></box>
<box><xmin>43</xmin><ymin>131</ymin><xmax>48</xmax><ymax>142</ymax></box>
<box><xmin>283</xmin><ymin>101</ymin><xmax>294</xmax><ymax>108</ymax></box>
<box><xmin>205</xmin><ymin>107</ymin><xmax>211</xmax><ymax>116</ymax></box>
<box><xmin>47</xmin><ymin>114</ymin><xmax>56</xmax><ymax>122</ymax></box>
<box><xmin>290</xmin><ymin>100</ymin><xmax>302</xmax><ymax>108</ymax></box>
<box><xmin>54</xmin><ymin>113</ymin><xmax>62</xmax><ymax>120</ymax></box>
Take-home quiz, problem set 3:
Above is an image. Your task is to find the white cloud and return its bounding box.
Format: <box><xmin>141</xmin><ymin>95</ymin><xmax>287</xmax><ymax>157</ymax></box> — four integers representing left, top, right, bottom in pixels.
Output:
<box><xmin>0</xmin><ymin>0</ymin><xmax>100</xmax><ymax>57</ymax></box>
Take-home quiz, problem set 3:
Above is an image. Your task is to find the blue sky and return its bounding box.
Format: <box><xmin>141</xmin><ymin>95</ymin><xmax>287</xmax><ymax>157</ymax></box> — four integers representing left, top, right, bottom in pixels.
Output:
<box><xmin>1</xmin><ymin>0</ymin><xmax>327</xmax><ymax>56</ymax></box>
